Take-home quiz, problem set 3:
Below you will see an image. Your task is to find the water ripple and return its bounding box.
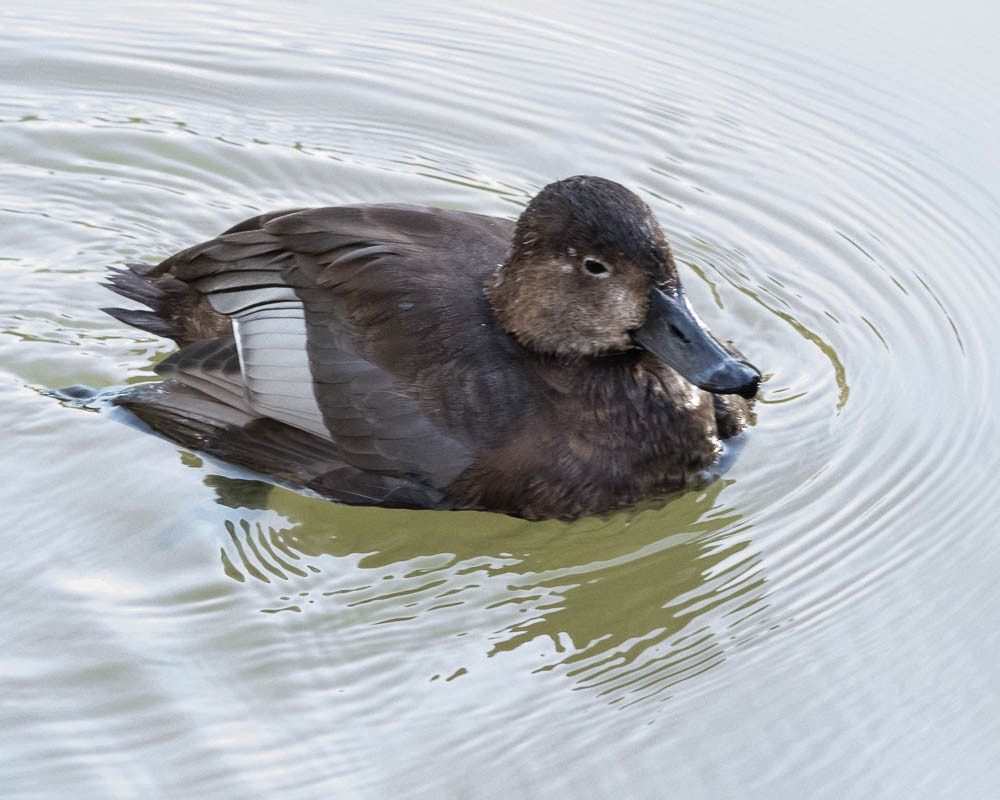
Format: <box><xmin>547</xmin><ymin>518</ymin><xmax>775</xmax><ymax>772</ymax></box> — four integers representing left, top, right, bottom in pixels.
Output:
<box><xmin>4</xmin><ymin>0</ymin><xmax>1000</xmax><ymax>796</ymax></box>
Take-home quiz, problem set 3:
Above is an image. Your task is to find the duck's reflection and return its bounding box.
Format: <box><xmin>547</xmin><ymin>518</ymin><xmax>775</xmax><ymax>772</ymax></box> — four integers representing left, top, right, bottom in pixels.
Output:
<box><xmin>205</xmin><ymin>472</ymin><xmax>768</xmax><ymax>706</ymax></box>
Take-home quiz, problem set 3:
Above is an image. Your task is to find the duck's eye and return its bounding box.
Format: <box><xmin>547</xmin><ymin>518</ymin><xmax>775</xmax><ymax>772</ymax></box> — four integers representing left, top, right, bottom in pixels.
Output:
<box><xmin>583</xmin><ymin>258</ymin><xmax>609</xmax><ymax>276</ymax></box>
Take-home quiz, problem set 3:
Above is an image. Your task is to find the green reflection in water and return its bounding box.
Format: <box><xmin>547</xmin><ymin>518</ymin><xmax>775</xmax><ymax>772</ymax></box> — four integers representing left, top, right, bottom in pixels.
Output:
<box><xmin>206</xmin><ymin>471</ymin><xmax>770</xmax><ymax>707</ymax></box>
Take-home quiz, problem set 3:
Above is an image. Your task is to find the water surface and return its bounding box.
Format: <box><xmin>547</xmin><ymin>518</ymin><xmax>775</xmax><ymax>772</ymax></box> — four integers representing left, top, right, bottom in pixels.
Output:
<box><xmin>3</xmin><ymin>0</ymin><xmax>1000</xmax><ymax>797</ymax></box>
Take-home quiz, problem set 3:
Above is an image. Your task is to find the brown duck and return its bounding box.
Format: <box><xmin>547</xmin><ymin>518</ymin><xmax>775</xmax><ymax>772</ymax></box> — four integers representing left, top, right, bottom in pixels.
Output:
<box><xmin>104</xmin><ymin>176</ymin><xmax>760</xmax><ymax>520</ymax></box>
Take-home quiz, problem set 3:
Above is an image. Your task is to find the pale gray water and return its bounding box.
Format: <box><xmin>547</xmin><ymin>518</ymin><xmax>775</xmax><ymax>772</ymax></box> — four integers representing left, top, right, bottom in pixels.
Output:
<box><xmin>3</xmin><ymin>1</ymin><xmax>1000</xmax><ymax>797</ymax></box>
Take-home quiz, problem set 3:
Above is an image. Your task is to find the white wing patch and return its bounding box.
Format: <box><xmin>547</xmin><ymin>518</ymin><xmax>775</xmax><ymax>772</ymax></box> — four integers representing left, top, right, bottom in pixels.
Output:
<box><xmin>204</xmin><ymin>284</ymin><xmax>300</xmax><ymax>316</ymax></box>
<box><xmin>192</xmin><ymin>268</ymin><xmax>331</xmax><ymax>440</ymax></box>
<box><xmin>231</xmin><ymin>302</ymin><xmax>331</xmax><ymax>440</ymax></box>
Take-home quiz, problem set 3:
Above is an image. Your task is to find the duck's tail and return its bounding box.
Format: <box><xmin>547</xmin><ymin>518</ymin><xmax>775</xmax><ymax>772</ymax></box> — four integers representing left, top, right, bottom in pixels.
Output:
<box><xmin>102</xmin><ymin>262</ymin><xmax>232</xmax><ymax>346</ymax></box>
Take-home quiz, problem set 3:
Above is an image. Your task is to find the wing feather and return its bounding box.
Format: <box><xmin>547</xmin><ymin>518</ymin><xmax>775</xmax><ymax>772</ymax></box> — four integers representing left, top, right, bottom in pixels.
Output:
<box><xmin>121</xmin><ymin>203</ymin><xmax>520</xmax><ymax>493</ymax></box>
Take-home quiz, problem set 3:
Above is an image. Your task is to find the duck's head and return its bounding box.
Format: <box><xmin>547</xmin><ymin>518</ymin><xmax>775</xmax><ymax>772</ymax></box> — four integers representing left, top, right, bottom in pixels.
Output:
<box><xmin>487</xmin><ymin>176</ymin><xmax>760</xmax><ymax>398</ymax></box>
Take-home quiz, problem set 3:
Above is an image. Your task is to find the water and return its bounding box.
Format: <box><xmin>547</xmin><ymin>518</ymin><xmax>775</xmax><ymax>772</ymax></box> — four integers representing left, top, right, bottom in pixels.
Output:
<box><xmin>3</xmin><ymin>0</ymin><xmax>1000</xmax><ymax>797</ymax></box>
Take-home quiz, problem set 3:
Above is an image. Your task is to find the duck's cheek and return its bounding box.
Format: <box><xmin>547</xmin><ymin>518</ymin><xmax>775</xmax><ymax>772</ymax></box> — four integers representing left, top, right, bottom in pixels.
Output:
<box><xmin>597</xmin><ymin>287</ymin><xmax>646</xmax><ymax>343</ymax></box>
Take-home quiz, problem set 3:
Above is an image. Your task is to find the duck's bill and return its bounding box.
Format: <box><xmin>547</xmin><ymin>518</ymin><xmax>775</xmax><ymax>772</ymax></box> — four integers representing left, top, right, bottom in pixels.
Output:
<box><xmin>632</xmin><ymin>286</ymin><xmax>760</xmax><ymax>399</ymax></box>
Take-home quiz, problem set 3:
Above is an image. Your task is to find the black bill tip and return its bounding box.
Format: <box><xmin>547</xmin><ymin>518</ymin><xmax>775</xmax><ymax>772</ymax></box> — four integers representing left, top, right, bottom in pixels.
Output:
<box><xmin>695</xmin><ymin>359</ymin><xmax>761</xmax><ymax>399</ymax></box>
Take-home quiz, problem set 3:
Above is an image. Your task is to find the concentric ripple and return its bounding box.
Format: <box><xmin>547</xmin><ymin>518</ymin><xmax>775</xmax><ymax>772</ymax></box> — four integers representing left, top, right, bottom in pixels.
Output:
<box><xmin>3</xmin><ymin>0</ymin><xmax>999</xmax><ymax>797</ymax></box>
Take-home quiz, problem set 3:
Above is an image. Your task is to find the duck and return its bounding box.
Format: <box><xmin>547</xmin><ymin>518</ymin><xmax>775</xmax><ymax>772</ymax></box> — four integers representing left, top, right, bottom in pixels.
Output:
<box><xmin>104</xmin><ymin>176</ymin><xmax>760</xmax><ymax>520</ymax></box>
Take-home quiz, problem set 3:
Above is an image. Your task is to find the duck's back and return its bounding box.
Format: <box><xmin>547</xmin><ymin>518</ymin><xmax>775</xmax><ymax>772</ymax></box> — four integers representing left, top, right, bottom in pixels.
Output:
<box><xmin>107</xmin><ymin>203</ymin><xmax>540</xmax><ymax>508</ymax></box>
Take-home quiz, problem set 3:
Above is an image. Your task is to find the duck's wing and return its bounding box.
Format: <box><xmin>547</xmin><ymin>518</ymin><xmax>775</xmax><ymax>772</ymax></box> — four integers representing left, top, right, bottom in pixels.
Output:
<box><xmin>111</xmin><ymin>204</ymin><xmax>513</xmax><ymax>493</ymax></box>
<box><xmin>119</xmin><ymin>373</ymin><xmax>448</xmax><ymax>509</ymax></box>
